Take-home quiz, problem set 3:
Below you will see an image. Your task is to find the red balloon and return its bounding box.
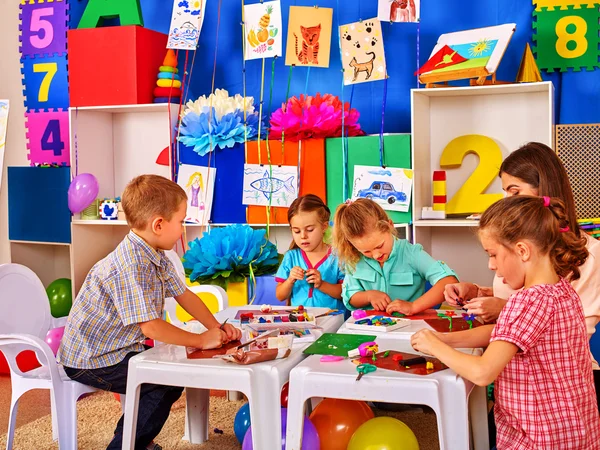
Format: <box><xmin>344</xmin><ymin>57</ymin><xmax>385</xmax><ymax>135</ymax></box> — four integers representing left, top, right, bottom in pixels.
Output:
<box><xmin>280</xmin><ymin>382</ymin><xmax>289</xmax><ymax>408</ymax></box>
<box><xmin>309</xmin><ymin>399</ymin><xmax>374</xmax><ymax>450</ymax></box>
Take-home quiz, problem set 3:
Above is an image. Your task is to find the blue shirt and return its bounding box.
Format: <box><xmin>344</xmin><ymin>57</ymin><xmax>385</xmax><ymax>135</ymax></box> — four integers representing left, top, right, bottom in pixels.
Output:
<box><xmin>342</xmin><ymin>238</ymin><xmax>457</xmax><ymax>311</ymax></box>
<box><xmin>275</xmin><ymin>248</ymin><xmax>345</xmax><ymax>310</ymax></box>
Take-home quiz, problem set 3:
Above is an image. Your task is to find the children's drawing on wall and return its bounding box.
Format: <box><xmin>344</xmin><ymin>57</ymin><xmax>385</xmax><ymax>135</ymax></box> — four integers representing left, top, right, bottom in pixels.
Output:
<box><xmin>0</xmin><ymin>100</ymin><xmax>8</xmax><ymax>188</ymax></box>
<box><xmin>242</xmin><ymin>164</ymin><xmax>298</xmax><ymax>207</ymax></box>
<box><xmin>352</xmin><ymin>165</ymin><xmax>413</xmax><ymax>213</ymax></box>
<box><xmin>244</xmin><ymin>1</ymin><xmax>282</xmax><ymax>61</ymax></box>
<box><xmin>378</xmin><ymin>0</ymin><xmax>420</xmax><ymax>23</ymax></box>
<box><xmin>167</xmin><ymin>0</ymin><xmax>206</xmax><ymax>50</ymax></box>
<box><xmin>285</xmin><ymin>6</ymin><xmax>333</xmax><ymax>68</ymax></box>
<box><xmin>177</xmin><ymin>164</ymin><xmax>216</xmax><ymax>225</ymax></box>
<box><xmin>339</xmin><ymin>19</ymin><xmax>387</xmax><ymax>85</ymax></box>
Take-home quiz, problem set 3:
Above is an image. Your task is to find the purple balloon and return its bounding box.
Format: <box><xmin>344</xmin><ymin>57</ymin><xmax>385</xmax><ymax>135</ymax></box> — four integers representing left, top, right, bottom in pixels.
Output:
<box><xmin>68</xmin><ymin>173</ymin><xmax>99</xmax><ymax>213</ymax></box>
<box><xmin>242</xmin><ymin>407</ymin><xmax>320</xmax><ymax>450</ymax></box>
<box><xmin>45</xmin><ymin>326</ymin><xmax>65</xmax><ymax>355</ymax></box>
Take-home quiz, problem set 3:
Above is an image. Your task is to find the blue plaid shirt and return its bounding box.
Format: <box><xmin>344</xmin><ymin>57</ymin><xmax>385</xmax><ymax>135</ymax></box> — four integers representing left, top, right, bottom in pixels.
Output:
<box><xmin>58</xmin><ymin>231</ymin><xmax>187</xmax><ymax>369</ymax></box>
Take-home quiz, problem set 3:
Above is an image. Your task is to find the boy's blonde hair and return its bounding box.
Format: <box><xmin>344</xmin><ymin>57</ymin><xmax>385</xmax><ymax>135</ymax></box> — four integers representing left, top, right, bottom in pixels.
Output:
<box><xmin>121</xmin><ymin>175</ymin><xmax>187</xmax><ymax>230</ymax></box>
<box><xmin>332</xmin><ymin>198</ymin><xmax>396</xmax><ymax>270</ymax></box>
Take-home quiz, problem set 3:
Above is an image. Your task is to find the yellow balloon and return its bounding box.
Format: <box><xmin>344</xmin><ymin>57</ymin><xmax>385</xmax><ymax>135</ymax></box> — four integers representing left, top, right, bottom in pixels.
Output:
<box><xmin>347</xmin><ymin>417</ymin><xmax>419</xmax><ymax>450</ymax></box>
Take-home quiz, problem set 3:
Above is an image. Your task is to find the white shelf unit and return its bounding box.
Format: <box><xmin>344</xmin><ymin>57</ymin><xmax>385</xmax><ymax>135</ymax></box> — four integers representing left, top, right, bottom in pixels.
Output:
<box><xmin>10</xmin><ymin>241</ymin><xmax>71</xmax><ymax>288</ymax></box>
<box><xmin>411</xmin><ymin>82</ymin><xmax>554</xmax><ymax>285</ymax></box>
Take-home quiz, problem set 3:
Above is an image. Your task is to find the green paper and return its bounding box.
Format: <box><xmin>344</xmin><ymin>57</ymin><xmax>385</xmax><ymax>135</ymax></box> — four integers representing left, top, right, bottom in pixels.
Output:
<box><xmin>532</xmin><ymin>6</ymin><xmax>600</xmax><ymax>72</ymax></box>
<box><xmin>326</xmin><ymin>134</ymin><xmax>412</xmax><ymax>224</ymax></box>
<box><xmin>303</xmin><ymin>333</ymin><xmax>377</xmax><ymax>356</ymax></box>
<box><xmin>78</xmin><ymin>0</ymin><xmax>144</xmax><ymax>29</ymax></box>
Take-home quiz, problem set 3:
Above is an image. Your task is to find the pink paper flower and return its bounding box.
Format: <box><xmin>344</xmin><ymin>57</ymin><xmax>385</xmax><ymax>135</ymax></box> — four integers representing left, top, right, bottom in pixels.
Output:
<box><xmin>269</xmin><ymin>93</ymin><xmax>365</xmax><ymax>142</ymax></box>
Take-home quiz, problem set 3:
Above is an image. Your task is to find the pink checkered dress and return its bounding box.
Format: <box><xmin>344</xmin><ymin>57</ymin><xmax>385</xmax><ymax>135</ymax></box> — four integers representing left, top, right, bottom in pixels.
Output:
<box><xmin>490</xmin><ymin>278</ymin><xmax>600</xmax><ymax>449</ymax></box>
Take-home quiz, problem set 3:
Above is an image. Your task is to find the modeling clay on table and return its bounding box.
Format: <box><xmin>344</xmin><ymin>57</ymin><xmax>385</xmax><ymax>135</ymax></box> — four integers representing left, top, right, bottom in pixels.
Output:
<box><xmin>236</xmin><ymin>305</ymin><xmax>316</xmax><ymax>326</ymax></box>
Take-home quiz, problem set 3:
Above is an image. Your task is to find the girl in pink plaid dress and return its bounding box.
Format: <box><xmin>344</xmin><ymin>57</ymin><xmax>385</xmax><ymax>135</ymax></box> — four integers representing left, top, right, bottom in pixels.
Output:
<box><xmin>411</xmin><ymin>195</ymin><xmax>600</xmax><ymax>450</ymax></box>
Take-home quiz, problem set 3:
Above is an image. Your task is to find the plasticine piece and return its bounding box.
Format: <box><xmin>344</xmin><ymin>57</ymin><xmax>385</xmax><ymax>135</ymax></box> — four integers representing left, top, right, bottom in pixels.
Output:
<box><xmin>158</xmin><ymin>72</ymin><xmax>181</xmax><ymax>81</ymax></box>
<box><xmin>156</xmin><ymin>79</ymin><xmax>182</xmax><ymax>88</ymax></box>
<box><xmin>153</xmin><ymin>87</ymin><xmax>182</xmax><ymax>98</ymax></box>
<box><xmin>163</xmin><ymin>49</ymin><xmax>178</xmax><ymax>67</ymax></box>
<box><xmin>358</xmin><ymin>341</ymin><xmax>378</xmax><ymax>357</ymax></box>
<box><xmin>77</xmin><ymin>0</ymin><xmax>143</xmax><ymax>29</ymax></box>
<box><xmin>153</xmin><ymin>97</ymin><xmax>180</xmax><ymax>104</ymax></box>
<box><xmin>353</xmin><ymin>310</ymin><xmax>368</xmax><ymax>320</ymax></box>
<box><xmin>320</xmin><ymin>355</ymin><xmax>344</xmax><ymax>362</ymax></box>
<box><xmin>392</xmin><ymin>354</ymin><xmax>403</xmax><ymax>362</ymax></box>
<box><xmin>159</xmin><ymin>65</ymin><xmax>179</xmax><ymax>74</ymax></box>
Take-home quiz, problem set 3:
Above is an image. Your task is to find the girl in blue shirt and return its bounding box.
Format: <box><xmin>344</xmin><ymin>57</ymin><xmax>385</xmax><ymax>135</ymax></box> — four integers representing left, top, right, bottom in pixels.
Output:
<box><xmin>333</xmin><ymin>198</ymin><xmax>458</xmax><ymax>315</ymax></box>
<box><xmin>275</xmin><ymin>194</ymin><xmax>345</xmax><ymax>310</ymax></box>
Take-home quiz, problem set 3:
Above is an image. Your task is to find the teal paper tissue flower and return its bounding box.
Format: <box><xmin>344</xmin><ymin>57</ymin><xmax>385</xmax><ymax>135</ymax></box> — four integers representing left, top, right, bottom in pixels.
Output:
<box><xmin>183</xmin><ymin>224</ymin><xmax>282</xmax><ymax>288</ymax></box>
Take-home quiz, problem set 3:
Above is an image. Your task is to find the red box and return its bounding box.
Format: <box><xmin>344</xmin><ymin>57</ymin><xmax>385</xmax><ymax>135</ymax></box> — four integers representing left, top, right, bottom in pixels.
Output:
<box><xmin>68</xmin><ymin>26</ymin><xmax>168</xmax><ymax>107</ymax></box>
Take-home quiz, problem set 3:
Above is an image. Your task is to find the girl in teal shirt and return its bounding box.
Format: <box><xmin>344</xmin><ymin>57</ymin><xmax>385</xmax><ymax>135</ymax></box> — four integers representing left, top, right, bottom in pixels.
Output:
<box><xmin>333</xmin><ymin>198</ymin><xmax>458</xmax><ymax>315</ymax></box>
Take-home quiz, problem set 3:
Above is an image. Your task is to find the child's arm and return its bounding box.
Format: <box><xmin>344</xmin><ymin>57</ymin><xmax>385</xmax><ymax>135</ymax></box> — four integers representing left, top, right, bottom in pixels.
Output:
<box><xmin>436</xmin><ymin>324</ymin><xmax>495</xmax><ymax>348</ymax></box>
<box><xmin>411</xmin><ymin>329</ymin><xmax>518</xmax><ymax>386</ymax></box>
<box><xmin>348</xmin><ymin>290</ymin><xmax>392</xmax><ymax>311</ymax></box>
<box><xmin>306</xmin><ymin>269</ymin><xmax>342</xmax><ymax>299</ymax></box>
<box><xmin>275</xmin><ymin>266</ymin><xmax>305</xmax><ymax>301</ymax></box>
<box><xmin>386</xmin><ymin>275</ymin><xmax>458</xmax><ymax>315</ymax></box>
<box><xmin>140</xmin><ymin>319</ymin><xmax>228</xmax><ymax>349</ymax></box>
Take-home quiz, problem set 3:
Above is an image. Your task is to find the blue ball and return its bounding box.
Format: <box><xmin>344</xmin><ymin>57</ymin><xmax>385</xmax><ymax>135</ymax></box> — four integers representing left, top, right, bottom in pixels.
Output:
<box><xmin>234</xmin><ymin>402</ymin><xmax>251</xmax><ymax>444</ymax></box>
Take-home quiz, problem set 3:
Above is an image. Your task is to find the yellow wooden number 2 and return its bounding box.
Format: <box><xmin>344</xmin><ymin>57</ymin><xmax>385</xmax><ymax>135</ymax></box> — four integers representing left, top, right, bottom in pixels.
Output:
<box><xmin>555</xmin><ymin>16</ymin><xmax>587</xmax><ymax>59</ymax></box>
<box><xmin>439</xmin><ymin>135</ymin><xmax>504</xmax><ymax>215</ymax></box>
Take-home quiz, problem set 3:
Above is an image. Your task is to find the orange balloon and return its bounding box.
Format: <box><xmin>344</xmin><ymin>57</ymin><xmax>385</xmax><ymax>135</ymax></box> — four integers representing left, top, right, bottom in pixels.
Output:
<box><xmin>309</xmin><ymin>399</ymin><xmax>374</xmax><ymax>450</ymax></box>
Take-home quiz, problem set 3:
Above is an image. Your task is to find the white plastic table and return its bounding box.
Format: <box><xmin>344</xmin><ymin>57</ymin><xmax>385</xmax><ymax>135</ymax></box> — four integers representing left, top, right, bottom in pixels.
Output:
<box><xmin>285</xmin><ymin>340</ymin><xmax>489</xmax><ymax>450</ymax></box>
<box><xmin>120</xmin><ymin>306</ymin><xmax>343</xmax><ymax>450</ymax></box>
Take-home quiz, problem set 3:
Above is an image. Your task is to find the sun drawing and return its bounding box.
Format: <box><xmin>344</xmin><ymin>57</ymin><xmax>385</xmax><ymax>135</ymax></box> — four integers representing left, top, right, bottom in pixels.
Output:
<box><xmin>469</xmin><ymin>39</ymin><xmax>490</xmax><ymax>57</ymax></box>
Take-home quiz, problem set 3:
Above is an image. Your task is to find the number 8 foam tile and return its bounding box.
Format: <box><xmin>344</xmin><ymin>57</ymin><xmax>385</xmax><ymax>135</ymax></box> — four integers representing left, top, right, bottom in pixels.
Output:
<box><xmin>532</xmin><ymin>5</ymin><xmax>600</xmax><ymax>72</ymax></box>
<box><xmin>19</xmin><ymin>0</ymin><xmax>68</xmax><ymax>59</ymax></box>
<box><xmin>21</xmin><ymin>53</ymin><xmax>69</xmax><ymax>111</ymax></box>
<box><xmin>532</xmin><ymin>0</ymin><xmax>599</xmax><ymax>11</ymax></box>
<box><xmin>25</xmin><ymin>110</ymin><xmax>70</xmax><ymax>167</ymax></box>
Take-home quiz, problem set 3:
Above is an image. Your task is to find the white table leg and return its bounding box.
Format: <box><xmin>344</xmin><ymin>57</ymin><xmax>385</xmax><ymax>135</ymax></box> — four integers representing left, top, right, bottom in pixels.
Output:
<box><xmin>469</xmin><ymin>385</ymin><xmax>490</xmax><ymax>450</ymax></box>
<box><xmin>121</xmin><ymin>381</ymin><xmax>141</xmax><ymax>450</ymax></box>
<box><xmin>437</xmin><ymin>382</ymin><xmax>471</xmax><ymax>450</ymax></box>
<box><xmin>184</xmin><ymin>387</ymin><xmax>210</xmax><ymax>444</ymax></box>
<box><xmin>285</xmin><ymin>370</ymin><xmax>307</xmax><ymax>450</ymax></box>
<box><xmin>249</xmin><ymin>375</ymin><xmax>285</xmax><ymax>449</ymax></box>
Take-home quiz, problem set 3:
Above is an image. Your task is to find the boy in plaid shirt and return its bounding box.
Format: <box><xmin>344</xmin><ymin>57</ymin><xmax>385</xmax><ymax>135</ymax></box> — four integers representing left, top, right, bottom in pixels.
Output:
<box><xmin>58</xmin><ymin>175</ymin><xmax>241</xmax><ymax>450</ymax></box>
<box><xmin>411</xmin><ymin>196</ymin><xmax>600</xmax><ymax>450</ymax></box>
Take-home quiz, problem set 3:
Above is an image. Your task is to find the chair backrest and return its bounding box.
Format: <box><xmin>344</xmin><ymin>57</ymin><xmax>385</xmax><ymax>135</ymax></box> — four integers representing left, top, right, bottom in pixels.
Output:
<box><xmin>0</xmin><ymin>264</ymin><xmax>52</xmax><ymax>338</ymax></box>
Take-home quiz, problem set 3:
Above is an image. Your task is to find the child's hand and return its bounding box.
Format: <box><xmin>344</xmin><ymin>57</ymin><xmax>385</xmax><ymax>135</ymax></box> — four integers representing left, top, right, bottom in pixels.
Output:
<box><xmin>464</xmin><ymin>297</ymin><xmax>507</xmax><ymax>323</ymax></box>
<box><xmin>443</xmin><ymin>282</ymin><xmax>478</xmax><ymax>307</ymax></box>
<box><xmin>386</xmin><ymin>299</ymin><xmax>414</xmax><ymax>316</ymax></box>
<box><xmin>288</xmin><ymin>266</ymin><xmax>305</xmax><ymax>283</ymax></box>
<box><xmin>221</xmin><ymin>323</ymin><xmax>242</xmax><ymax>342</ymax></box>
<box><xmin>367</xmin><ymin>291</ymin><xmax>392</xmax><ymax>311</ymax></box>
<box><xmin>410</xmin><ymin>329</ymin><xmax>441</xmax><ymax>356</ymax></box>
<box><xmin>198</xmin><ymin>328</ymin><xmax>228</xmax><ymax>350</ymax></box>
<box><xmin>305</xmin><ymin>269</ymin><xmax>322</xmax><ymax>288</ymax></box>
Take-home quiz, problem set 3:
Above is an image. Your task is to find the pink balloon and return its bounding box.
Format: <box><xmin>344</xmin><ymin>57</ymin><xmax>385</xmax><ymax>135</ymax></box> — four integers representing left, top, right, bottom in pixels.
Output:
<box><xmin>68</xmin><ymin>173</ymin><xmax>99</xmax><ymax>213</ymax></box>
<box><xmin>45</xmin><ymin>326</ymin><xmax>65</xmax><ymax>355</ymax></box>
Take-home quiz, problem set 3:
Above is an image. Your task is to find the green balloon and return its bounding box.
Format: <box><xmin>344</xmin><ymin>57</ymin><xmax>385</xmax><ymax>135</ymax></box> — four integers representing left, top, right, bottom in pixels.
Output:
<box><xmin>46</xmin><ymin>278</ymin><xmax>73</xmax><ymax>318</ymax></box>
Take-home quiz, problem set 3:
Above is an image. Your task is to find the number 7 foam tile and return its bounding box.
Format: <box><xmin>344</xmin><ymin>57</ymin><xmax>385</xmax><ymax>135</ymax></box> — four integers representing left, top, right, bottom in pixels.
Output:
<box><xmin>25</xmin><ymin>110</ymin><xmax>70</xmax><ymax>166</ymax></box>
<box><xmin>21</xmin><ymin>53</ymin><xmax>69</xmax><ymax>111</ymax></box>
<box><xmin>20</xmin><ymin>0</ymin><xmax>68</xmax><ymax>59</ymax></box>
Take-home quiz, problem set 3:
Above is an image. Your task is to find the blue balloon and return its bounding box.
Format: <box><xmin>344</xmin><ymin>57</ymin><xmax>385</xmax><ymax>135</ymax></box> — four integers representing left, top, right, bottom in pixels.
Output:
<box><xmin>234</xmin><ymin>402</ymin><xmax>251</xmax><ymax>444</ymax></box>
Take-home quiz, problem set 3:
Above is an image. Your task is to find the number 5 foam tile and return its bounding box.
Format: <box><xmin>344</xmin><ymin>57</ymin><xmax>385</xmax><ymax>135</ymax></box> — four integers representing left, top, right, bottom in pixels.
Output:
<box><xmin>21</xmin><ymin>53</ymin><xmax>69</xmax><ymax>111</ymax></box>
<box><xmin>25</xmin><ymin>110</ymin><xmax>70</xmax><ymax>167</ymax></box>
<box><xmin>532</xmin><ymin>5</ymin><xmax>600</xmax><ymax>72</ymax></box>
<box><xmin>19</xmin><ymin>0</ymin><xmax>68</xmax><ymax>58</ymax></box>
<box><xmin>532</xmin><ymin>0</ymin><xmax>599</xmax><ymax>11</ymax></box>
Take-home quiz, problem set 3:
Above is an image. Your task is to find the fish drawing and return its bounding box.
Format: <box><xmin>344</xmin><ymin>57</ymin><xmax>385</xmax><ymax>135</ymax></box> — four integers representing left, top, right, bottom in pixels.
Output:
<box><xmin>368</xmin><ymin>168</ymin><xmax>392</xmax><ymax>177</ymax></box>
<box><xmin>250</xmin><ymin>171</ymin><xmax>295</xmax><ymax>199</ymax></box>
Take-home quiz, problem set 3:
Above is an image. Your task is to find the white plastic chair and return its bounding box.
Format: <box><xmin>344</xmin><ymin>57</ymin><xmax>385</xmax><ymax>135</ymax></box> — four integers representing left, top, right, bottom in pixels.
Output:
<box><xmin>0</xmin><ymin>263</ymin><xmax>97</xmax><ymax>450</ymax></box>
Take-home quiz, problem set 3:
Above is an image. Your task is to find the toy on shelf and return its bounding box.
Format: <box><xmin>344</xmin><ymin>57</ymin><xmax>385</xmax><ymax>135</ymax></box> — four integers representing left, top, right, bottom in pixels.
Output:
<box><xmin>346</xmin><ymin>315</ymin><xmax>411</xmax><ymax>333</ymax></box>
<box><xmin>99</xmin><ymin>198</ymin><xmax>120</xmax><ymax>220</ymax></box>
<box><xmin>516</xmin><ymin>43</ymin><xmax>542</xmax><ymax>83</ymax></box>
<box><xmin>579</xmin><ymin>220</ymin><xmax>600</xmax><ymax>239</ymax></box>
<box><xmin>80</xmin><ymin>199</ymin><xmax>100</xmax><ymax>220</ymax></box>
<box><xmin>417</xmin><ymin>24</ymin><xmax>516</xmax><ymax>88</ymax></box>
<box><xmin>153</xmin><ymin>49</ymin><xmax>181</xmax><ymax>104</ymax></box>
<box><xmin>421</xmin><ymin>170</ymin><xmax>447</xmax><ymax>220</ymax></box>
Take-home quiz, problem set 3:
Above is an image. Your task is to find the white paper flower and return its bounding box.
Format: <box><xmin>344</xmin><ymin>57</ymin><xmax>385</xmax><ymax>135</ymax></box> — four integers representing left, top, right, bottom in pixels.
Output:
<box><xmin>182</xmin><ymin>89</ymin><xmax>256</xmax><ymax>120</ymax></box>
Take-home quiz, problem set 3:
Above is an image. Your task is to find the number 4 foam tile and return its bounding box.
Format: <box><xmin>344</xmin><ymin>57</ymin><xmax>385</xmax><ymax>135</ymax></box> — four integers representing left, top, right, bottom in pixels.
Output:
<box><xmin>21</xmin><ymin>53</ymin><xmax>69</xmax><ymax>111</ymax></box>
<box><xmin>19</xmin><ymin>0</ymin><xmax>67</xmax><ymax>58</ymax></box>
<box><xmin>25</xmin><ymin>110</ymin><xmax>70</xmax><ymax>167</ymax></box>
<box><xmin>532</xmin><ymin>5</ymin><xmax>600</xmax><ymax>72</ymax></box>
<box><xmin>532</xmin><ymin>0</ymin><xmax>599</xmax><ymax>11</ymax></box>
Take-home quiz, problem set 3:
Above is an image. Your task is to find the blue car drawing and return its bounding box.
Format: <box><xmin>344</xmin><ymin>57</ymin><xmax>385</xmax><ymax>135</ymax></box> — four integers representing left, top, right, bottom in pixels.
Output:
<box><xmin>357</xmin><ymin>181</ymin><xmax>407</xmax><ymax>204</ymax></box>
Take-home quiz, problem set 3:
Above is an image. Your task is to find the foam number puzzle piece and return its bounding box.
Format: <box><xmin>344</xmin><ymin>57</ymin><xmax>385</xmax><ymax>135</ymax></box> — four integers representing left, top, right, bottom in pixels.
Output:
<box><xmin>21</xmin><ymin>54</ymin><xmax>69</xmax><ymax>111</ymax></box>
<box><xmin>440</xmin><ymin>135</ymin><xmax>504</xmax><ymax>215</ymax></box>
<box><xmin>532</xmin><ymin>5</ymin><xmax>600</xmax><ymax>72</ymax></box>
<box><xmin>25</xmin><ymin>111</ymin><xmax>70</xmax><ymax>166</ymax></box>
<box><xmin>20</xmin><ymin>0</ymin><xmax>68</xmax><ymax>58</ymax></box>
<box><xmin>532</xmin><ymin>0</ymin><xmax>598</xmax><ymax>12</ymax></box>
<box><xmin>77</xmin><ymin>0</ymin><xmax>143</xmax><ymax>29</ymax></box>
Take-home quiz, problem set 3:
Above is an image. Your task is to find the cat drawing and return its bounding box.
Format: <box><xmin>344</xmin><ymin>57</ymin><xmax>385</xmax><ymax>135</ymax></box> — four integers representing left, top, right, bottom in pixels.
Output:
<box><xmin>294</xmin><ymin>24</ymin><xmax>321</xmax><ymax>65</ymax></box>
<box><xmin>349</xmin><ymin>52</ymin><xmax>376</xmax><ymax>81</ymax></box>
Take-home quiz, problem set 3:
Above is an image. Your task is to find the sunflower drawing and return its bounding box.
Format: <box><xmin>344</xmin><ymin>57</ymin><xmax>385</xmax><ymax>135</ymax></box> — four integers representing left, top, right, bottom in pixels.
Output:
<box><xmin>469</xmin><ymin>39</ymin><xmax>491</xmax><ymax>57</ymax></box>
